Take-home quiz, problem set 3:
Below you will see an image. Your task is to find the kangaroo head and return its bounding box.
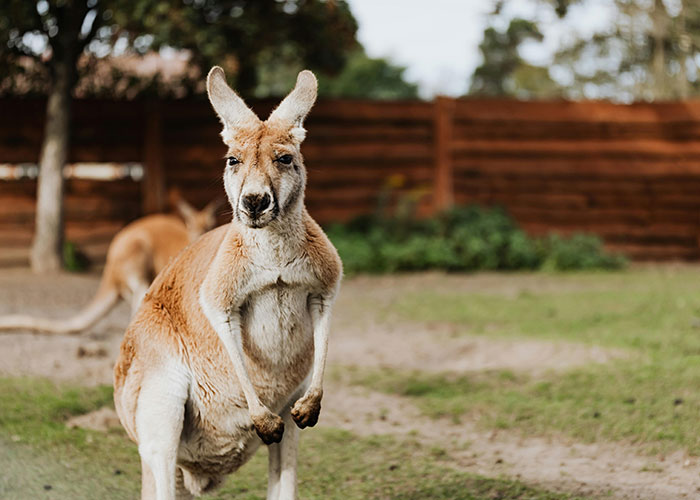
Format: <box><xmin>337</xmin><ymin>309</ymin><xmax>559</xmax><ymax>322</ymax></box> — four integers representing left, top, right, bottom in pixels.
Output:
<box><xmin>175</xmin><ymin>197</ymin><xmax>220</xmax><ymax>241</ymax></box>
<box><xmin>206</xmin><ymin>66</ymin><xmax>317</xmax><ymax>229</ymax></box>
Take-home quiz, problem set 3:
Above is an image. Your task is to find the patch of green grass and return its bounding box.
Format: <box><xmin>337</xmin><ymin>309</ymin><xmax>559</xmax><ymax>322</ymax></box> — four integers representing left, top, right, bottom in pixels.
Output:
<box><xmin>0</xmin><ymin>376</ymin><xmax>590</xmax><ymax>500</ymax></box>
<box><xmin>0</xmin><ymin>377</ymin><xmax>114</xmax><ymax>445</ymax></box>
<box><xmin>0</xmin><ymin>377</ymin><xmax>140</xmax><ymax>499</ymax></box>
<box><xmin>393</xmin><ymin>268</ymin><xmax>700</xmax><ymax>354</ymax></box>
<box><xmin>345</xmin><ymin>361</ymin><xmax>700</xmax><ymax>454</ymax></box>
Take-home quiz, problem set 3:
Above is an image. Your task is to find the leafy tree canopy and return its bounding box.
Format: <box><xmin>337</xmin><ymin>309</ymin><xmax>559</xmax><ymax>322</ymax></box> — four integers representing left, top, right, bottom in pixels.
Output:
<box><xmin>473</xmin><ymin>0</ymin><xmax>700</xmax><ymax>101</ymax></box>
<box><xmin>317</xmin><ymin>49</ymin><xmax>418</xmax><ymax>99</ymax></box>
<box><xmin>254</xmin><ymin>46</ymin><xmax>418</xmax><ymax>99</ymax></box>
<box><xmin>0</xmin><ymin>0</ymin><xmax>359</xmax><ymax>98</ymax></box>
<box><xmin>469</xmin><ymin>17</ymin><xmax>559</xmax><ymax>98</ymax></box>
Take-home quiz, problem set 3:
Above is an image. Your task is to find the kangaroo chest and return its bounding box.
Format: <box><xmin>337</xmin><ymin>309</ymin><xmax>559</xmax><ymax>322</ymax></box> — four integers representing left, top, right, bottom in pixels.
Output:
<box><xmin>240</xmin><ymin>280</ymin><xmax>314</xmax><ymax>370</ymax></box>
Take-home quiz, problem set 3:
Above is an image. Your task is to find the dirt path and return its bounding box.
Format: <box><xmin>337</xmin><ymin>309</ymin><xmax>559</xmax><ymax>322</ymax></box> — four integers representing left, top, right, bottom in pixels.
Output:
<box><xmin>0</xmin><ymin>269</ymin><xmax>695</xmax><ymax>499</ymax></box>
<box><xmin>321</xmin><ymin>383</ymin><xmax>700</xmax><ymax>500</ymax></box>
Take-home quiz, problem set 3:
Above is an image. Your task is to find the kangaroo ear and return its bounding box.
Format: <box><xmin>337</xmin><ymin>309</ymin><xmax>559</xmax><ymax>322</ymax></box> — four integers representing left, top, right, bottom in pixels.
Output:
<box><xmin>175</xmin><ymin>198</ymin><xmax>196</xmax><ymax>221</ymax></box>
<box><xmin>207</xmin><ymin>66</ymin><xmax>258</xmax><ymax>136</ymax></box>
<box><xmin>204</xmin><ymin>196</ymin><xmax>226</xmax><ymax>215</ymax></box>
<box><xmin>267</xmin><ymin>70</ymin><xmax>317</xmax><ymax>142</ymax></box>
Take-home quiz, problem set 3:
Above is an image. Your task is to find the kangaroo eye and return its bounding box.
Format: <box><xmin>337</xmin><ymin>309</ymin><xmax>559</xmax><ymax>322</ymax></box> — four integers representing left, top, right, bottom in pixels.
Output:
<box><xmin>276</xmin><ymin>154</ymin><xmax>293</xmax><ymax>165</ymax></box>
<box><xmin>227</xmin><ymin>157</ymin><xmax>240</xmax><ymax>167</ymax></box>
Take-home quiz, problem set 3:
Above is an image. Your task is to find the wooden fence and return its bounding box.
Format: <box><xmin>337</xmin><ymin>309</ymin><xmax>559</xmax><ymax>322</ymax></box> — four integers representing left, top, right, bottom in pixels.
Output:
<box><xmin>1</xmin><ymin>96</ymin><xmax>700</xmax><ymax>265</ymax></box>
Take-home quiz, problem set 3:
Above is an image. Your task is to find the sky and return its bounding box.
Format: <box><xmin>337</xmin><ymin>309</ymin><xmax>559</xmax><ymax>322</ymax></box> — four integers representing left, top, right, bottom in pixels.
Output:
<box><xmin>346</xmin><ymin>0</ymin><xmax>617</xmax><ymax>98</ymax></box>
<box><xmin>347</xmin><ymin>0</ymin><xmax>495</xmax><ymax>98</ymax></box>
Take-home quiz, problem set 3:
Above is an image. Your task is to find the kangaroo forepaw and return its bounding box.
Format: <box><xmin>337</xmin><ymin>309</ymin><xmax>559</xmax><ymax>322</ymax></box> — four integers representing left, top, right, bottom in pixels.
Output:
<box><xmin>252</xmin><ymin>411</ymin><xmax>284</xmax><ymax>444</ymax></box>
<box><xmin>291</xmin><ymin>392</ymin><xmax>322</xmax><ymax>429</ymax></box>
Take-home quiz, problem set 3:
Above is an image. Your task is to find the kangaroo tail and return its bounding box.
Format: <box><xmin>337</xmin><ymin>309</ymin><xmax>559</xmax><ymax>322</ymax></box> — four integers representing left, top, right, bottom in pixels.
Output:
<box><xmin>0</xmin><ymin>278</ymin><xmax>120</xmax><ymax>335</ymax></box>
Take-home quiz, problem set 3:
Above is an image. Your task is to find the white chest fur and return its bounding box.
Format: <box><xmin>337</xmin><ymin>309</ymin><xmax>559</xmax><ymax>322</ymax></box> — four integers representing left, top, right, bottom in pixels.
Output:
<box><xmin>240</xmin><ymin>276</ymin><xmax>313</xmax><ymax>367</ymax></box>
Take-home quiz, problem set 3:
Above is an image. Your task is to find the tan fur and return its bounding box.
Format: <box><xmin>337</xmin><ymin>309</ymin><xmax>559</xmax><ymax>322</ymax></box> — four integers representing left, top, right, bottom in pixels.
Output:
<box><xmin>0</xmin><ymin>202</ymin><xmax>218</xmax><ymax>335</ymax></box>
<box><xmin>114</xmin><ymin>68</ymin><xmax>342</xmax><ymax>500</ymax></box>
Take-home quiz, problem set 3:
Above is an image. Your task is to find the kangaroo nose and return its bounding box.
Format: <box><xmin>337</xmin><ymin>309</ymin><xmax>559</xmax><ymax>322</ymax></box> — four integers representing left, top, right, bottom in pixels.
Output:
<box><xmin>242</xmin><ymin>193</ymin><xmax>271</xmax><ymax>216</ymax></box>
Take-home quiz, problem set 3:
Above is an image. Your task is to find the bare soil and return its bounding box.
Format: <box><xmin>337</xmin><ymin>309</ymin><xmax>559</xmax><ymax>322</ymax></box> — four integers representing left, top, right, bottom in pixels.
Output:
<box><xmin>0</xmin><ymin>268</ymin><xmax>695</xmax><ymax>499</ymax></box>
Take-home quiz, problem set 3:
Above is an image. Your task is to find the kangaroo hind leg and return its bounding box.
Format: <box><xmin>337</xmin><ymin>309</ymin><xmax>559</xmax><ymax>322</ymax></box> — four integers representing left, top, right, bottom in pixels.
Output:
<box><xmin>135</xmin><ymin>363</ymin><xmax>189</xmax><ymax>500</ymax></box>
<box><xmin>268</xmin><ymin>407</ymin><xmax>299</xmax><ymax>500</ymax></box>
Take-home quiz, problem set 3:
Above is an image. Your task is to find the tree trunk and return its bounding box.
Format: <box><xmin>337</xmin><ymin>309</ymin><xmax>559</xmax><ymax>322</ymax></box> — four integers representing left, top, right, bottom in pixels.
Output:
<box><xmin>651</xmin><ymin>0</ymin><xmax>670</xmax><ymax>99</ymax></box>
<box><xmin>30</xmin><ymin>51</ymin><xmax>74</xmax><ymax>272</ymax></box>
<box><xmin>676</xmin><ymin>2</ymin><xmax>690</xmax><ymax>99</ymax></box>
<box><xmin>29</xmin><ymin>0</ymin><xmax>88</xmax><ymax>273</ymax></box>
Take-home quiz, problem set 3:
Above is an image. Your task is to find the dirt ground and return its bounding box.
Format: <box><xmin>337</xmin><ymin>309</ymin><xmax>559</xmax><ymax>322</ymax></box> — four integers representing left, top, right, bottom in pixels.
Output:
<box><xmin>0</xmin><ymin>268</ymin><xmax>698</xmax><ymax>499</ymax></box>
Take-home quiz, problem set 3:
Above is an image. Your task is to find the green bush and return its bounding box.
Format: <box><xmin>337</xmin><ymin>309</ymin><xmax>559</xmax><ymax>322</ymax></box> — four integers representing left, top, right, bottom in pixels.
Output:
<box><xmin>326</xmin><ymin>206</ymin><xmax>626</xmax><ymax>274</ymax></box>
<box><xmin>62</xmin><ymin>240</ymin><xmax>90</xmax><ymax>272</ymax></box>
<box><xmin>539</xmin><ymin>233</ymin><xmax>627</xmax><ymax>271</ymax></box>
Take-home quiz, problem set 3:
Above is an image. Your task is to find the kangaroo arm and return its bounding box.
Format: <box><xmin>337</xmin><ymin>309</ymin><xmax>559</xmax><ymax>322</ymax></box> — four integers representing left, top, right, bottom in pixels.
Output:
<box><xmin>291</xmin><ymin>293</ymin><xmax>335</xmax><ymax>429</ymax></box>
<box><xmin>198</xmin><ymin>289</ymin><xmax>284</xmax><ymax>444</ymax></box>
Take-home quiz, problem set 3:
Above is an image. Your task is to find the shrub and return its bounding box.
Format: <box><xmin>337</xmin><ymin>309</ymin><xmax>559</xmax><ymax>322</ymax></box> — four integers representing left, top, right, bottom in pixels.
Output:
<box><xmin>62</xmin><ymin>240</ymin><xmax>90</xmax><ymax>272</ymax></box>
<box><xmin>539</xmin><ymin>234</ymin><xmax>627</xmax><ymax>271</ymax></box>
<box><xmin>325</xmin><ymin>206</ymin><xmax>626</xmax><ymax>274</ymax></box>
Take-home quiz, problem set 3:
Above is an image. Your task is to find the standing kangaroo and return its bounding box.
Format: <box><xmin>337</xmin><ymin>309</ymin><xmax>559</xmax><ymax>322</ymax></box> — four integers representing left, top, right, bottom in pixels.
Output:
<box><xmin>113</xmin><ymin>68</ymin><xmax>342</xmax><ymax>500</ymax></box>
<box><xmin>0</xmin><ymin>198</ymin><xmax>218</xmax><ymax>334</ymax></box>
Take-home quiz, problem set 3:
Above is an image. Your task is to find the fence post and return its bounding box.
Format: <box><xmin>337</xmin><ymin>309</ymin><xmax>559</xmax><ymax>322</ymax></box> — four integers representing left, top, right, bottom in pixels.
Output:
<box><xmin>142</xmin><ymin>102</ymin><xmax>165</xmax><ymax>214</ymax></box>
<box><xmin>433</xmin><ymin>96</ymin><xmax>455</xmax><ymax>212</ymax></box>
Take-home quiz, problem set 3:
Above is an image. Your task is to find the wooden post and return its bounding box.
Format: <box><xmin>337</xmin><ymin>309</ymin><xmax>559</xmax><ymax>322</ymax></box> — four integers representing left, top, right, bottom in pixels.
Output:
<box><xmin>142</xmin><ymin>102</ymin><xmax>165</xmax><ymax>214</ymax></box>
<box><xmin>433</xmin><ymin>96</ymin><xmax>455</xmax><ymax>212</ymax></box>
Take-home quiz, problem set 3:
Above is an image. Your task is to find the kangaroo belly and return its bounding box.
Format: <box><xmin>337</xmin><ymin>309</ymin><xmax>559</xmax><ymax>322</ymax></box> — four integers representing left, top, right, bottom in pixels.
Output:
<box><xmin>179</xmin><ymin>402</ymin><xmax>260</xmax><ymax>478</ymax></box>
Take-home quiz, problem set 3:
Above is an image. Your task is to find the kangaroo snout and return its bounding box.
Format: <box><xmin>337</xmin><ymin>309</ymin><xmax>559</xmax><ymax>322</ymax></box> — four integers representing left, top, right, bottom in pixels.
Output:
<box><xmin>241</xmin><ymin>192</ymin><xmax>272</xmax><ymax>217</ymax></box>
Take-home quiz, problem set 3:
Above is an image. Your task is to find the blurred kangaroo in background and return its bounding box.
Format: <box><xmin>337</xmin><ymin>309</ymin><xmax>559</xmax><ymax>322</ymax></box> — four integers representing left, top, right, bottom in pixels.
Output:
<box><xmin>0</xmin><ymin>194</ymin><xmax>220</xmax><ymax>334</ymax></box>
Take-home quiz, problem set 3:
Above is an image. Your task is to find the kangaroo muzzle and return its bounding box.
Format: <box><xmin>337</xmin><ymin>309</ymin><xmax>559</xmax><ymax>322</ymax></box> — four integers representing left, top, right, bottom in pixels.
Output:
<box><xmin>238</xmin><ymin>191</ymin><xmax>276</xmax><ymax>228</ymax></box>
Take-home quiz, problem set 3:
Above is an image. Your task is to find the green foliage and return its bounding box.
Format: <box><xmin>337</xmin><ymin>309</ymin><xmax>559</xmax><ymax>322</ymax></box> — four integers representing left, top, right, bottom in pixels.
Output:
<box><xmin>469</xmin><ymin>17</ymin><xmax>559</xmax><ymax>98</ymax></box>
<box><xmin>118</xmin><ymin>0</ymin><xmax>358</xmax><ymax>97</ymax></box>
<box><xmin>548</xmin><ymin>0</ymin><xmax>700</xmax><ymax>100</ymax></box>
<box><xmin>0</xmin><ymin>0</ymin><xmax>359</xmax><ymax>98</ymax></box>
<box><xmin>327</xmin><ymin>205</ymin><xmax>625</xmax><ymax>274</ymax></box>
<box><xmin>317</xmin><ymin>49</ymin><xmax>419</xmax><ymax>99</ymax></box>
<box><xmin>62</xmin><ymin>240</ymin><xmax>90</xmax><ymax>272</ymax></box>
<box><xmin>483</xmin><ymin>1</ymin><xmax>700</xmax><ymax>101</ymax></box>
<box><xmin>255</xmin><ymin>46</ymin><xmax>419</xmax><ymax>100</ymax></box>
<box><xmin>540</xmin><ymin>234</ymin><xmax>627</xmax><ymax>271</ymax></box>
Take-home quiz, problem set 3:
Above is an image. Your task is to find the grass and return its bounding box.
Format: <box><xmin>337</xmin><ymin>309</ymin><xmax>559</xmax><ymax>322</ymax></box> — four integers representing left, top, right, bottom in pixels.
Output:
<box><xmin>344</xmin><ymin>362</ymin><xmax>700</xmax><ymax>454</ymax></box>
<box><xmin>0</xmin><ymin>378</ymin><xmax>141</xmax><ymax>499</ymax></box>
<box><xmin>346</xmin><ymin>267</ymin><xmax>700</xmax><ymax>455</ymax></box>
<box><xmin>392</xmin><ymin>269</ymin><xmax>700</xmax><ymax>354</ymax></box>
<box><xmin>0</xmin><ymin>376</ymin><xmax>589</xmax><ymax>500</ymax></box>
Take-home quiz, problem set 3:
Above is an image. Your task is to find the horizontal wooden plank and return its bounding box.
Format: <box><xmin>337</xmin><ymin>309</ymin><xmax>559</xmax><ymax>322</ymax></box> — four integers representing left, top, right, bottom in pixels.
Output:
<box><xmin>454</xmin><ymin>124</ymin><xmax>700</xmax><ymax>144</ymax></box>
<box><xmin>453</xmin><ymin>99</ymin><xmax>700</xmax><ymax>123</ymax></box>
<box><xmin>452</xmin><ymin>138</ymin><xmax>700</xmax><ymax>160</ymax></box>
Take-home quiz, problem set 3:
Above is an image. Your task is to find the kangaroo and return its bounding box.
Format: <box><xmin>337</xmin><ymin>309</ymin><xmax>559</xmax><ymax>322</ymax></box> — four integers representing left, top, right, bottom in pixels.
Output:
<box><xmin>113</xmin><ymin>67</ymin><xmax>341</xmax><ymax>500</ymax></box>
<box><xmin>0</xmin><ymin>197</ymin><xmax>219</xmax><ymax>334</ymax></box>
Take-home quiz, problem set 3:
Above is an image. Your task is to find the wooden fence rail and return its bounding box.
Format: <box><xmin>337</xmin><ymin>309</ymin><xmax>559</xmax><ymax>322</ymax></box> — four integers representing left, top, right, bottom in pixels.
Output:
<box><xmin>1</xmin><ymin>96</ymin><xmax>700</xmax><ymax>265</ymax></box>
